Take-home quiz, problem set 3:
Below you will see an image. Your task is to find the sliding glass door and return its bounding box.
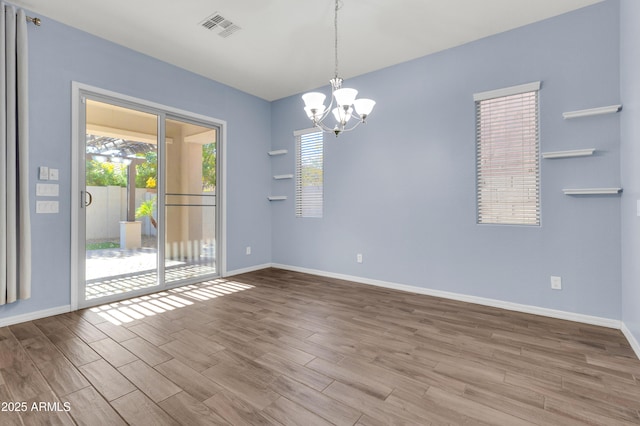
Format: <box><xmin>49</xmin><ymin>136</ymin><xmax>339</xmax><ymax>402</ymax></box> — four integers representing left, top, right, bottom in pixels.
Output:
<box><xmin>75</xmin><ymin>88</ymin><xmax>221</xmax><ymax>309</ymax></box>
<box><xmin>164</xmin><ymin>117</ymin><xmax>218</xmax><ymax>284</ymax></box>
<box><xmin>83</xmin><ymin>99</ymin><xmax>160</xmax><ymax>301</ymax></box>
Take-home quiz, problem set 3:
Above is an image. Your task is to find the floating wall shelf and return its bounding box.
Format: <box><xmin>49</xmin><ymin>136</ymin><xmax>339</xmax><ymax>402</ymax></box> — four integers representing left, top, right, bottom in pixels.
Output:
<box><xmin>273</xmin><ymin>174</ymin><xmax>294</xmax><ymax>180</ymax></box>
<box><xmin>269</xmin><ymin>150</ymin><xmax>289</xmax><ymax>201</ymax></box>
<box><xmin>562</xmin><ymin>105</ymin><xmax>622</xmax><ymax>119</ymax></box>
<box><xmin>542</xmin><ymin>148</ymin><xmax>595</xmax><ymax>159</ymax></box>
<box><xmin>562</xmin><ymin>188</ymin><xmax>622</xmax><ymax>195</ymax></box>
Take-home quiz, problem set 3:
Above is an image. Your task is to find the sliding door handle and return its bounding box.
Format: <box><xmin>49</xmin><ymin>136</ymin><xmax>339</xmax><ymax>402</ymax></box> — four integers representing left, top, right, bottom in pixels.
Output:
<box><xmin>81</xmin><ymin>190</ymin><xmax>93</xmax><ymax>208</ymax></box>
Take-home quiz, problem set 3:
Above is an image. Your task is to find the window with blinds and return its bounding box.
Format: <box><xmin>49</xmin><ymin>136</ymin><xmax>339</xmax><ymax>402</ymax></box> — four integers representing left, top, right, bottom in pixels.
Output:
<box><xmin>475</xmin><ymin>82</ymin><xmax>540</xmax><ymax>226</ymax></box>
<box><xmin>295</xmin><ymin>129</ymin><xmax>323</xmax><ymax>218</ymax></box>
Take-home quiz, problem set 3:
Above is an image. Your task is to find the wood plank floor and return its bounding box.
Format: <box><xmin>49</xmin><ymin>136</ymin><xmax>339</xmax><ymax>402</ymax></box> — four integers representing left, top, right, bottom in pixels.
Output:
<box><xmin>1</xmin><ymin>268</ymin><xmax>639</xmax><ymax>425</ymax></box>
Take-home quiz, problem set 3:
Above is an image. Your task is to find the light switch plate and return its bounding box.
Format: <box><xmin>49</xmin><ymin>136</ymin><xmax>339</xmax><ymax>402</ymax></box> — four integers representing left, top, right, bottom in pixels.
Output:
<box><xmin>36</xmin><ymin>201</ymin><xmax>59</xmax><ymax>214</ymax></box>
<box><xmin>49</xmin><ymin>168</ymin><xmax>59</xmax><ymax>181</ymax></box>
<box><xmin>38</xmin><ymin>166</ymin><xmax>49</xmax><ymax>180</ymax></box>
<box><xmin>36</xmin><ymin>183</ymin><xmax>59</xmax><ymax>197</ymax></box>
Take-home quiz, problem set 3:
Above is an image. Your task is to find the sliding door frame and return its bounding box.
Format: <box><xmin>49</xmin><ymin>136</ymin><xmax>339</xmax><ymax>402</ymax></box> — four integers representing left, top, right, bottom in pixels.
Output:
<box><xmin>70</xmin><ymin>82</ymin><xmax>227</xmax><ymax>310</ymax></box>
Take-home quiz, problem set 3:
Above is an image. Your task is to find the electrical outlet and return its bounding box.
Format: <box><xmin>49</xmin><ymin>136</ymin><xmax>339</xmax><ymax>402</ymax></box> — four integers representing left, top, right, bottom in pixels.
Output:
<box><xmin>550</xmin><ymin>276</ymin><xmax>562</xmax><ymax>290</ymax></box>
<box><xmin>356</xmin><ymin>253</ymin><xmax>363</xmax><ymax>263</ymax></box>
<box><xmin>245</xmin><ymin>246</ymin><xmax>251</xmax><ymax>255</ymax></box>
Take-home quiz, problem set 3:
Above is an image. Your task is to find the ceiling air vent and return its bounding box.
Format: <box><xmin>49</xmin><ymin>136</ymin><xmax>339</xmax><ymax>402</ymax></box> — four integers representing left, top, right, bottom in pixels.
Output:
<box><xmin>200</xmin><ymin>12</ymin><xmax>241</xmax><ymax>38</ymax></box>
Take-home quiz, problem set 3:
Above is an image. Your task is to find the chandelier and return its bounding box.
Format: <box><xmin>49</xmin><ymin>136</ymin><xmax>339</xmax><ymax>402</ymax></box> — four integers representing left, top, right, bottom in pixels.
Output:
<box><xmin>302</xmin><ymin>0</ymin><xmax>375</xmax><ymax>136</ymax></box>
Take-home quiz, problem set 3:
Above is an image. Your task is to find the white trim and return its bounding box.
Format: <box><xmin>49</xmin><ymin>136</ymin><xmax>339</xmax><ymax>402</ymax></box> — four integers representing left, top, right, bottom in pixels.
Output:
<box><xmin>562</xmin><ymin>105</ymin><xmax>622</xmax><ymax>119</ymax></box>
<box><xmin>0</xmin><ymin>305</ymin><xmax>71</xmax><ymax>328</ymax></box>
<box><xmin>224</xmin><ymin>263</ymin><xmax>273</xmax><ymax>277</ymax></box>
<box><xmin>219</xmin><ymin>122</ymin><xmax>228</xmax><ymax>277</ymax></box>
<box><xmin>70</xmin><ymin>84</ymin><xmax>81</xmax><ymax>311</ymax></box>
<box><xmin>268</xmin><ymin>149</ymin><xmax>288</xmax><ymax>156</ymax></box>
<box><xmin>621</xmin><ymin>323</ymin><xmax>640</xmax><ymax>360</ymax></box>
<box><xmin>473</xmin><ymin>81</ymin><xmax>541</xmax><ymax>102</ymax></box>
<box><xmin>271</xmin><ymin>263</ymin><xmax>621</xmax><ymax>329</ymax></box>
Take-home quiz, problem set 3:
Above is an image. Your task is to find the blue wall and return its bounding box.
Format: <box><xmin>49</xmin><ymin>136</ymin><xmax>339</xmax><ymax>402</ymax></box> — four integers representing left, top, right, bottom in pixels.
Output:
<box><xmin>0</xmin><ymin>16</ymin><xmax>272</xmax><ymax>320</ymax></box>
<box><xmin>2</xmin><ymin>1</ymin><xmax>633</xmax><ymax>328</ymax></box>
<box><xmin>620</xmin><ymin>0</ymin><xmax>640</xmax><ymax>347</ymax></box>
<box><xmin>271</xmin><ymin>1</ymin><xmax>622</xmax><ymax>319</ymax></box>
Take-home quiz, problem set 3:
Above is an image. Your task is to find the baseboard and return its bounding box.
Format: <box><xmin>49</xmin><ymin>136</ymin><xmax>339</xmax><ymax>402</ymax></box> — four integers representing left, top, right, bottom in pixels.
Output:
<box><xmin>0</xmin><ymin>305</ymin><xmax>71</xmax><ymax>328</ymax></box>
<box><xmin>272</xmin><ymin>263</ymin><xmax>621</xmax><ymax>329</ymax></box>
<box><xmin>621</xmin><ymin>322</ymin><xmax>640</xmax><ymax>359</ymax></box>
<box><xmin>224</xmin><ymin>263</ymin><xmax>273</xmax><ymax>278</ymax></box>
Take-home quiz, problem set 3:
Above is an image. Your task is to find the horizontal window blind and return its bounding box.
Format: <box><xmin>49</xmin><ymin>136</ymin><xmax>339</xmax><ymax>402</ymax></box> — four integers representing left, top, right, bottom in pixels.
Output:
<box><xmin>295</xmin><ymin>129</ymin><xmax>323</xmax><ymax>218</ymax></box>
<box><xmin>476</xmin><ymin>85</ymin><xmax>540</xmax><ymax>226</ymax></box>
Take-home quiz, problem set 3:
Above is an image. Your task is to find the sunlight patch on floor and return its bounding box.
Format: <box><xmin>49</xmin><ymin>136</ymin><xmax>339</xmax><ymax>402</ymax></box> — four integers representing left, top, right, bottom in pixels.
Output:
<box><xmin>89</xmin><ymin>279</ymin><xmax>254</xmax><ymax>325</ymax></box>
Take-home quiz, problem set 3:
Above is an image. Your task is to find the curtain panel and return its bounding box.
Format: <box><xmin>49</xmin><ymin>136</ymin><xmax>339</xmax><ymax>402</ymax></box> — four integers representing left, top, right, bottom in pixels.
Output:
<box><xmin>0</xmin><ymin>4</ymin><xmax>31</xmax><ymax>305</ymax></box>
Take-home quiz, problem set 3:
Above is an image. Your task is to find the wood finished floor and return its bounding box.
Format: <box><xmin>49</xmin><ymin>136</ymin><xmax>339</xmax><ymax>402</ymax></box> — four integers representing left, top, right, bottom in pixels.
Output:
<box><xmin>1</xmin><ymin>268</ymin><xmax>639</xmax><ymax>425</ymax></box>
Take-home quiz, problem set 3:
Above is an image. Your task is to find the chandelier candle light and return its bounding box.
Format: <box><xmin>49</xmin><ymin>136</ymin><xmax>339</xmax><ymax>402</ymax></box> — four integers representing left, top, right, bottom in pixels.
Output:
<box><xmin>302</xmin><ymin>0</ymin><xmax>375</xmax><ymax>136</ymax></box>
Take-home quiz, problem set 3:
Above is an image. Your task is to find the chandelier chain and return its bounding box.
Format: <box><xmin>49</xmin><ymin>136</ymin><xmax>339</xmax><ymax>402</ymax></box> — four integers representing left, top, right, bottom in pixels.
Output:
<box><xmin>334</xmin><ymin>0</ymin><xmax>339</xmax><ymax>79</ymax></box>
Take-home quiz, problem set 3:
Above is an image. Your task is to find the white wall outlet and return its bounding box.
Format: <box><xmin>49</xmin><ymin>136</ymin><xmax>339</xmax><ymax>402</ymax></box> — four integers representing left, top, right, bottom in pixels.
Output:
<box><xmin>245</xmin><ymin>246</ymin><xmax>251</xmax><ymax>255</ymax></box>
<box><xmin>356</xmin><ymin>253</ymin><xmax>363</xmax><ymax>263</ymax></box>
<box><xmin>550</xmin><ymin>276</ymin><xmax>562</xmax><ymax>290</ymax></box>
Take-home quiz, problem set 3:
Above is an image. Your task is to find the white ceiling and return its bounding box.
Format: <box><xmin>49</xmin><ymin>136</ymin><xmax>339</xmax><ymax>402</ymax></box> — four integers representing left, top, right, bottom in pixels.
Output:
<box><xmin>14</xmin><ymin>0</ymin><xmax>604</xmax><ymax>101</ymax></box>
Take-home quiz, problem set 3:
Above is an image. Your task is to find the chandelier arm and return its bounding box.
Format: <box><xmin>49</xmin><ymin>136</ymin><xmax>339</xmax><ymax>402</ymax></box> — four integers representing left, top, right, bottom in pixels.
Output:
<box><xmin>350</xmin><ymin>111</ymin><xmax>365</xmax><ymax>121</ymax></box>
<box><xmin>315</xmin><ymin>105</ymin><xmax>368</xmax><ymax>135</ymax></box>
<box><xmin>317</xmin><ymin>89</ymin><xmax>336</xmax><ymax>123</ymax></box>
<box><xmin>336</xmin><ymin>119</ymin><xmax>364</xmax><ymax>134</ymax></box>
<box><xmin>314</xmin><ymin>120</ymin><xmax>337</xmax><ymax>133</ymax></box>
<box><xmin>309</xmin><ymin>79</ymin><xmax>339</xmax><ymax>127</ymax></box>
<box><xmin>315</xmin><ymin>117</ymin><xmax>365</xmax><ymax>136</ymax></box>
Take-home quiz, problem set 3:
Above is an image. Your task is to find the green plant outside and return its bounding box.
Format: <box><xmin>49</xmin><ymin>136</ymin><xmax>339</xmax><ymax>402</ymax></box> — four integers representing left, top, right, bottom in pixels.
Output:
<box><xmin>202</xmin><ymin>142</ymin><xmax>216</xmax><ymax>191</ymax></box>
<box><xmin>135</xmin><ymin>197</ymin><xmax>158</xmax><ymax>229</ymax></box>
<box><xmin>85</xmin><ymin>161</ymin><xmax>128</xmax><ymax>187</ymax></box>
<box><xmin>86</xmin><ymin>241</ymin><xmax>120</xmax><ymax>250</ymax></box>
<box><xmin>135</xmin><ymin>198</ymin><xmax>155</xmax><ymax>219</ymax></box>
<box><xmin>135</xmin><ymin>152</ymin><xmax>157</xmax><ymax>188</ymax></box>
<box><xmin>86</xmin><ymin>145</ymin><xmax>216</xmax><ymax>191</ymax></box>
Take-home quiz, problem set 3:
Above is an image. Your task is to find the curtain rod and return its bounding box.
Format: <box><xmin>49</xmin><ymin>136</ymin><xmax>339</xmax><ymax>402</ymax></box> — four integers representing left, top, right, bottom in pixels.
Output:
<box><xmin>26</xmin><ymin>16</ymin><xmax>40</xmax><ymax>26</ymax></box>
